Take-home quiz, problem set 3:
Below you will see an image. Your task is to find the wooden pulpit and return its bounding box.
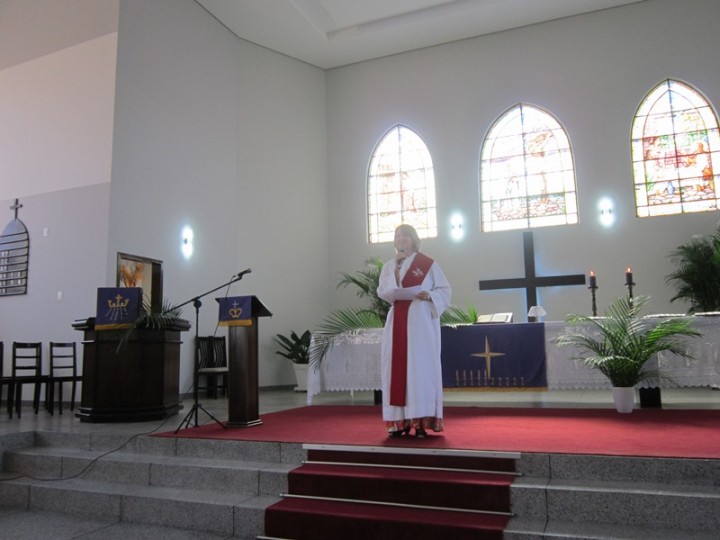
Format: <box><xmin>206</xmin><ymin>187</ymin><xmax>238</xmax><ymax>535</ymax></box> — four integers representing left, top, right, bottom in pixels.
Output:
<box><xmin>72</xmin><ymin>317</ymin><xmax>190</xmax><ymax>422</ymax></box>
<box><xmin>216</xmin><ymin>295</ymin><xmax>272</xmax><ymax>427</ymax></box>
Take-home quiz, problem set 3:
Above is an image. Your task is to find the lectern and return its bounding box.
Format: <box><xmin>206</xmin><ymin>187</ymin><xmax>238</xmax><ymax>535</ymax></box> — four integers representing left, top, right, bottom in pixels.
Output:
<box><xmin>217</xmin><ymin>296</ymin><xmax>272</xmax><ymax>427</ymax></box>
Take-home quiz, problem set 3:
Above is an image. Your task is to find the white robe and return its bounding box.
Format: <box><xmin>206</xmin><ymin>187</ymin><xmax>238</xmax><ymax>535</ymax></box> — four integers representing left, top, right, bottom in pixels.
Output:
<box><xmin>377</xmin><ymin>252</ymin><xmax>452</xmax><ymax>423</ymax></box>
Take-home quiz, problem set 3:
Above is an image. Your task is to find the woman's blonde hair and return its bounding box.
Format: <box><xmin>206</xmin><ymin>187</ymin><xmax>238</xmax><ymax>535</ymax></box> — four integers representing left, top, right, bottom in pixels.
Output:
<box><xmin>395</xmin><ymin>224</ymin><xmax>421</xmax><ymax>253</ymax></box>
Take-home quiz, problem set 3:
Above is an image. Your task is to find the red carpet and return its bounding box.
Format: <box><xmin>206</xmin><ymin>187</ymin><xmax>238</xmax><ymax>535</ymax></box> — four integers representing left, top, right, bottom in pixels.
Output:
<box><xmin>265</xmin><ymin>446</ymin><xmax>513</xmax><ymax>539</ymax></box>
<box><xmin>156</xmin><ymin>405</ymin><xmax>720</xmax><ymax>459</ymax></box>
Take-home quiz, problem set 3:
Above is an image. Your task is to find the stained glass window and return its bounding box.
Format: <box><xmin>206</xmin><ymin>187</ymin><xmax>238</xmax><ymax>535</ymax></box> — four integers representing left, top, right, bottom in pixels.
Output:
<box><xmin>368</xmin><ymin>125</ymin><xmax>437</xmax><ymax>243</ymax></box>
<box><xmin>632</xmin><ymin>79</ymin><xmax>719</xmax><ymax>217</ymax></box>
<box><xmin>480</xmin><ymin>104</ymin><xmax>578</xmax><ymax>232</ymax></box>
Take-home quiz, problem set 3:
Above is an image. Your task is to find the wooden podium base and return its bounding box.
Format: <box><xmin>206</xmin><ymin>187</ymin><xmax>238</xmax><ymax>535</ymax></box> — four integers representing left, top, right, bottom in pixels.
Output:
<box><xmin>73</xmin><ymin>318</ymin><xmax>190</xmax><ymax>423</ymax></box>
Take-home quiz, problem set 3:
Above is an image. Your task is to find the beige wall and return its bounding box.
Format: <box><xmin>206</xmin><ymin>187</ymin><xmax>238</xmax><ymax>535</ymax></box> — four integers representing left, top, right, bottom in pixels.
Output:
<box><xmin>325</xmin><ymin>0</ymin><xmax>720</xmax><ymax>321</ymax></box>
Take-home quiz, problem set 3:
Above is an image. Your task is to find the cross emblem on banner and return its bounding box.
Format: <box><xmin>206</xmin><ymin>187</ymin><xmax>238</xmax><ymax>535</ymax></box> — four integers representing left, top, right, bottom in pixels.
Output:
<box><xmin>478</xmin><ymin>231</ymin><xmax>586</xmax><ymax>315</ymax></box>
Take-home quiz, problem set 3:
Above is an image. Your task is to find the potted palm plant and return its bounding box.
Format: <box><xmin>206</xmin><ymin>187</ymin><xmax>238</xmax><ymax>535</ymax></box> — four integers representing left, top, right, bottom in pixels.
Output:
<box><xmin>666</xmin><ymin>224</ymin><xmax>720</xmax><ymax>313</ymax></box>
<box><xmin>274</xmin><ymin>330</ymin><xmax>311</xmax><ymax>392</ymax></box>
<box><xmin>554</xmin><ymin>295</ymin><xmax>701</xmax><ymax>413</ymax></box>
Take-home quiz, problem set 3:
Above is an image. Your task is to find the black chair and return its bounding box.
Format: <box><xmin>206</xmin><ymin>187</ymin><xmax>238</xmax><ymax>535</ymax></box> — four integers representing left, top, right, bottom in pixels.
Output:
<box><xmin>1</xmin><ymin>342</ymin><xmax>14</xmax><ymax>417</ymax></box>
<box><xmin>47</xmin><ymin>342</ymin><xmax>81</xmax><ymax>415</ymax></box>
<box><xmin>9</xmin><ymin>342</ymin><xmax>46</xmax><ymax>418</ymax></box>
<box><xmin>196</xmin><ymin>336</ymin><xmax>229</xmax><ymax>399</ymax></box>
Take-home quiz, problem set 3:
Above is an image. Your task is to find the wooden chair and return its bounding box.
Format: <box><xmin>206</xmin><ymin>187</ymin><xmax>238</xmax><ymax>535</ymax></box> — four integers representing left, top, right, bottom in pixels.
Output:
<box><xmin>196</xmin><ymin>336</ymin><xmax>229</xmax><ymax>399</ymax></box>
<box><xmin>9</xmin><ymin>342</ymin><xmax>46</xmax><ymax>418</ymax></box>
<box><xmin>47</xmin><ymin>342</ymin><xmax>81</xmax><ymax>415</ymax></box>
<box><xmin>1</xmin><ymin>342</ymin><xmax>14</xmax><ymax>417</ymax></box>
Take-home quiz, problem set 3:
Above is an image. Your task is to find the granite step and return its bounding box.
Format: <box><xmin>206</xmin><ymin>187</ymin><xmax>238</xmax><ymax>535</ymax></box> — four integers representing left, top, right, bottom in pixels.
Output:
<box><xmin>509</xmin><ymin>452</ymin><xmax>720</xmax><ymax>538</ymax></box>
<box><xmin>0</xmin><ymin>430</ymin><xmax>302</xmax><ymax>539</ymax></box>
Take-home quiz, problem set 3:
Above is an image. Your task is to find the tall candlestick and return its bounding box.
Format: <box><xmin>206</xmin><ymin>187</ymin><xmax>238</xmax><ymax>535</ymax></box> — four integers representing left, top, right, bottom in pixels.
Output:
<box><xmin>625</xmin><ymin>266</ymin><xmax>635</xmax><ymax>300</ymax></box>
<box><xmin>588</xmin><ymin>271</ymin><xmax>598</xmax><ymax>317</ymax></box>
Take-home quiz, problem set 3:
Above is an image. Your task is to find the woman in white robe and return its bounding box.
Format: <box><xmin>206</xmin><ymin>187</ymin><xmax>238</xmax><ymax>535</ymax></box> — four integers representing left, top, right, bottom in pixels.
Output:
<box><xmin>377</xmin><ymin>224</ymin><xmax>451</xmax><ymax>438</ymax></box>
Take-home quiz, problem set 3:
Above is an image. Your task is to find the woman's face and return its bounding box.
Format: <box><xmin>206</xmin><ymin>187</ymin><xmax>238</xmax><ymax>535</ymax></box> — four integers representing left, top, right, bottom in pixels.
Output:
<box><xmin>394</xmin><ymin>230</ymin><xmax>414</xmax><ymax>255</ymax></box>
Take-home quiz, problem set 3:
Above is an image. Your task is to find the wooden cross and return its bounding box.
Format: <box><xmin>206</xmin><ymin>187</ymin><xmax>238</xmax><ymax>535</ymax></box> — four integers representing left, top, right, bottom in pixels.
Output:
<box><xmin>478</xmin><ymin>231</ymin><xmax>586</xmax><ymax>315</ymax></box>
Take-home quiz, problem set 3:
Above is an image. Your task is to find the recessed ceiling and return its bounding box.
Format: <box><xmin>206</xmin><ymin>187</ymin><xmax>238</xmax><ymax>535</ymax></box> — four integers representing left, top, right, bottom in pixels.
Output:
<box><xmin>196</xmin><ymin>0</ymin><xmax>646</xmax><ymax>69</ymax></box>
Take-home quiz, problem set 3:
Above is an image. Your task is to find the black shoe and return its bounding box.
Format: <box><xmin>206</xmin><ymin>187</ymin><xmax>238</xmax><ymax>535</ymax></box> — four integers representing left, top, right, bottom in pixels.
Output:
<box><xmin>415</xmin><ymin>429</ymin><xmax>427</xmax><ymax>439</ymax></box>
<box><xmin>389</xmin><ymin>430</ymin><xmax>403</xmax><ymax>438</ymax></box>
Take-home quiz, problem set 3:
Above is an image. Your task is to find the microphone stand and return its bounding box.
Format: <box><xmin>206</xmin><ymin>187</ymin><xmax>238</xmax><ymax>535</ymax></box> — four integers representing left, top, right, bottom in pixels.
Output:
<box><xmin>174</xmin><ymin>273</ymin><xmax>247</xmax><ymax>433</ymax></box>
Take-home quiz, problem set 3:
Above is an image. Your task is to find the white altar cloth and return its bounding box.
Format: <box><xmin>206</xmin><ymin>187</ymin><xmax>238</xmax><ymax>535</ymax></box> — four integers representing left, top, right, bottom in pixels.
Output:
<box><xmin>307</xmin><ymin>317</ymin><xmax>720</xmax><ymax>403</ymax></box>
<box><xmin>544</xmin><ymin>317</ymin><xmax>720</xmax><ymax>390</ymax></box>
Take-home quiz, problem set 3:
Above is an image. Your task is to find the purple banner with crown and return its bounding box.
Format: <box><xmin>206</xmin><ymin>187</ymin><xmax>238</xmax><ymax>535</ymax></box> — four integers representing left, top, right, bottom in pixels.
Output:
<box><xmin>216</xmin><ymin>296</ymin><xmax>253</xmax><ymax>327</ymax></box>
<box><xmin>95</xmin><ymin>287</ymin><xmax>142</xmax><ymax>330</ymax></box>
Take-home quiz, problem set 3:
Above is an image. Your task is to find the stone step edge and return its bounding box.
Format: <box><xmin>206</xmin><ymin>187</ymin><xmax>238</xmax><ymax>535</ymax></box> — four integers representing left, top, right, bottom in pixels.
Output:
<box><xmin>505</xmin><ymin>517</ymin><xmax>720</xmax><ymax>540</ymax></box>
<box><xmin>4</xmin><ymin>446</ymin><xmax>295</xmax><ymax>473</ymax></box>
<box><xmin>1</xmin><ymin>476</ymin><xmax>282</xmax><ymax>507</ymax></box>
<box><xmin>513</xmin><ymin>476</ymin><xmax>720</xmax><ymax>497</ymax></box>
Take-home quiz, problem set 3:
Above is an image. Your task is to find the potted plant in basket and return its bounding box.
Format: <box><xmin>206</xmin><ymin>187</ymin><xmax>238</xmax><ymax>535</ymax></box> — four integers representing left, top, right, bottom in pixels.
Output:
<box><xmin>554</xmin><ymin>295</ymin><xmax>701</xmax><ymax>413</ymax></box>
<box><xmin>274</xmin><ymin>330</ymin><xmax>311</xmax><ymax>392</ymax></box>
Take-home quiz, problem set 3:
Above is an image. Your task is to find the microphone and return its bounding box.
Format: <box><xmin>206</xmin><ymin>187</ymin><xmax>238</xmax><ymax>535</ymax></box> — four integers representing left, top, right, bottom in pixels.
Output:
<box><xmin>236</xmin><ymin>268</ymin><xmax>252</xmax><ymax>279</ymax></box>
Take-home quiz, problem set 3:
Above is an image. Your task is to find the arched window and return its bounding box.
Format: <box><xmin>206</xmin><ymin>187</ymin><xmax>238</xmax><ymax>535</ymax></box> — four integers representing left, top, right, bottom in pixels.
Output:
<box><xmin>480</xmin><ymin>104</ymin><xmax>578</xmax><ymax>232</ymax></box>
<box><xmin>632</xmin><ymin>79</ymin><xmax>719</xmax><ymax>217</ymax></box>
<box><xmin>368</xmin><ymin>125</ymin><xmax>437</xmax><ymax>244</ymax></box>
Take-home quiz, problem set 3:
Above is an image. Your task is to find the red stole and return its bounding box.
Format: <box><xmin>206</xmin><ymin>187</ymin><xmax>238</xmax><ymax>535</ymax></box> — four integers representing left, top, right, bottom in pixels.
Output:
<box><xmin>390</xmin><ymin>252</ymin><xmax>434</xmax><ymax>406</ymax></box>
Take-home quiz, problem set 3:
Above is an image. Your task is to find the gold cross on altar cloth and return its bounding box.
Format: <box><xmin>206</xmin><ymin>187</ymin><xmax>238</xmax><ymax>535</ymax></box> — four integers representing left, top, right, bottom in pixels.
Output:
<box><xmin>471</xmin><ymin>337</ymin><xmax>505</xmax><ymax>379</ymax></box>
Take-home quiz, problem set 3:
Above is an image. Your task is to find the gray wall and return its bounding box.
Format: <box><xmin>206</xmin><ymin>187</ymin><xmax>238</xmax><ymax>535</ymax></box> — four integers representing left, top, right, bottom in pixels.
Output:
<box><xmin>108</xmin><ymin>0</ymin><xmax>329</xmax><ymax>391</ymax></box>
<box><xmin>2</xmin><ymin>0</ymin><xmax>720</xmax><ymax>397</ymax></box>
<box><xmin>326</xmin><ymin>0</ymin><xmax>720</xmax><ymax>321</ymax></box>
<box><xmin>0</xmin><ymin>0</ymin><xmax>329</xmax><ymax>393</ymax></box>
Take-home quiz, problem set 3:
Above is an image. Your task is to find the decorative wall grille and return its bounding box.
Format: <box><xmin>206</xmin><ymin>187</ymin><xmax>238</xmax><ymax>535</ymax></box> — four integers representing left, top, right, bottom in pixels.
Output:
<box><xmin>0</xmin><ymin>199</ymin><xmax>29</xmax><ymax>296</ymax></box>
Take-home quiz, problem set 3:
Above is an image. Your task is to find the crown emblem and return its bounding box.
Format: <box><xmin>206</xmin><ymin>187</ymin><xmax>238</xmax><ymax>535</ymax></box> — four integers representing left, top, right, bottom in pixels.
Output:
<box><xmin>229</xmin><ymin>300</ymin><xmax>243</xmax><ymax>319</ymax></box>
<box><xmin>108</xmin><ymin>294</ymin><xmax>130</xmax><ymax>309</ymax></box>
<box><xmin>104</xmin><ymin>293</ymin><xmax>131</xmax><ymax>322</ymax></box>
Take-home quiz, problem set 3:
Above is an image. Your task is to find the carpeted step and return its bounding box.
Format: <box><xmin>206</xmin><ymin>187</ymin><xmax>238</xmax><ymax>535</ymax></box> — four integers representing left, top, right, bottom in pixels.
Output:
<box><xmin>287</xmin><ymin>462</ymin><xmax>513</xmax><ymax>511</ymax></box>
<box><xmin>264</xmin><ymin>444</ymin><xmax>515</xmax><ymax>539</ymax></box>
<box><xmin>264</xmin><ymin>496</ymin><xmax>508</xmax><ymax>540</ymax></box>
<box><xmin>305</xmin><ymin>447</ymin><xmax>517</xmax><ymax>473</ymax></box>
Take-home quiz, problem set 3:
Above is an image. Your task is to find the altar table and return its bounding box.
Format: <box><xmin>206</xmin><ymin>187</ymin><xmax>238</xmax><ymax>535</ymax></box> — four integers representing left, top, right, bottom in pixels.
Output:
<box><xmin>307</xmin><ymin>316</ymin><xmax>720</xmax><ymax>403</ymax></box>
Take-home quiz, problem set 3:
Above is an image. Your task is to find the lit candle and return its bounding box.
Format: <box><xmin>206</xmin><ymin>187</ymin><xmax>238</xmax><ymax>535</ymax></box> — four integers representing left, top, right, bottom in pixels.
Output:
<box><xmin>589</xmin><ymin>271</ymin><xmax>597</xmax><ymax>289</ymax></box>
<box><xmin>625</xmin><ymin>267</ymin><xmax>633</xmax><ymax>286</ymax></box>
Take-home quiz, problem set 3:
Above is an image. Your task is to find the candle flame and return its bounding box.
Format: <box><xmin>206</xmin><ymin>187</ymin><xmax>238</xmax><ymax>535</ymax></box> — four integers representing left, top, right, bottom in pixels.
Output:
<box><xmin>589</xmin><ymin>271</ymin><xmax>595</xmax><ymax>276</ymax></box>
<box><xmin>626</xmin><ymin>267</ymin><xmax>632</xmax><ymax>273</ymax></box>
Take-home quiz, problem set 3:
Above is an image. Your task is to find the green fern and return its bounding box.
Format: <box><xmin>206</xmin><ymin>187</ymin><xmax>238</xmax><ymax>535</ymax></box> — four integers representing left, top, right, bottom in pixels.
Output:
<box><xmin>555</xmin><ymin>295</ymin><xmax>701</xmax><ymax>387</ymax></box>
<box><xmin>115</xmin><ymin>299</ymin><xmax>184</xmax><ymax>354</ymax></box>
<box><xmin>666</xmin><ymin>224</ymin><xmax>720</xmax><ymax>312</ymax></box>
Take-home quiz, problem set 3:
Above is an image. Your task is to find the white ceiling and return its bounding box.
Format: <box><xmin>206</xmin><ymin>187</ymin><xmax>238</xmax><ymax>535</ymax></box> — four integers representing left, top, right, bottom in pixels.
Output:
<box><xmin>196</xmin><ymin>0</ymin><xmax>646</xmax><ymax>69</ymax></box>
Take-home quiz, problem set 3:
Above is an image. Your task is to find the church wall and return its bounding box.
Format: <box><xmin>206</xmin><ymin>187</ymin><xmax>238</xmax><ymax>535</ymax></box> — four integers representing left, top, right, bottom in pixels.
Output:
<box><xmin>0</xmin><ymin>25</ymin><xmax>116</xmax><ymax>390</ymax></box>
<box><xmin>109</xmin><ymin>0</ymin><xmax>329</xmax><ymax>390</ymax></box>
<box><xmin>325</xmin><ymin>0</ymin><xmax>720</xmax><ymax>322</ymax></box>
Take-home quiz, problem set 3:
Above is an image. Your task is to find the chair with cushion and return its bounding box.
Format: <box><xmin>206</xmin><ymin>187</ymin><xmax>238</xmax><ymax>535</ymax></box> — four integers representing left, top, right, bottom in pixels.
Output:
<box><xmin>196</xmin><ymin>336</ymin><xmax>229</xmax><ymax>399</ymax></box>
<box><xmin>9</xmin><ymin>341</ymin><xmax>45</xmax><ymax>418</ymax></box>
<box><xmin>47</xmin><ymin>342</ymin><xmax>81</xmax><ymax>415</ymax></box>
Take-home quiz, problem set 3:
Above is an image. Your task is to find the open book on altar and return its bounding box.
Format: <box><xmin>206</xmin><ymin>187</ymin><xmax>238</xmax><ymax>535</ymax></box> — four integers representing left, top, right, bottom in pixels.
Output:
<box><xmin>475</xmin><ymin>312</ymin><xmax>514</xmax><ymax>324</ymax></box>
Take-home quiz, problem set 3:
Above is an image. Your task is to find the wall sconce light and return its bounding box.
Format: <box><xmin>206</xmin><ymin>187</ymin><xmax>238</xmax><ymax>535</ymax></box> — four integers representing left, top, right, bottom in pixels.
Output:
<box><xmin>450</xmin><ymin>213</ymin><xmax>464</xmax><ymax>241</ymax></box>
<box><xmin>598</xmin><ymin>197</ymin><xmax>615</xmax><ymax>227</ymax></box>
<box><xmin>527</xmin><ymin>305</ymin><xmax>547</xmax><ymax>323</ymax></box>
<box><xmin>181</xmin><ymin>226</ymin><xmax>194</xmax><ymax>259</ymax></box>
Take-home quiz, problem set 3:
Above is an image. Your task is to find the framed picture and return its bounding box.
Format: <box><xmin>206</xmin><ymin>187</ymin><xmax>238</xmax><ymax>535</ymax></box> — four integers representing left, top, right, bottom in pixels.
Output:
<box><xmin>116</xmin><ymin>252</ymin><xmax>163</xmax><ymax>312</ymax></box>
